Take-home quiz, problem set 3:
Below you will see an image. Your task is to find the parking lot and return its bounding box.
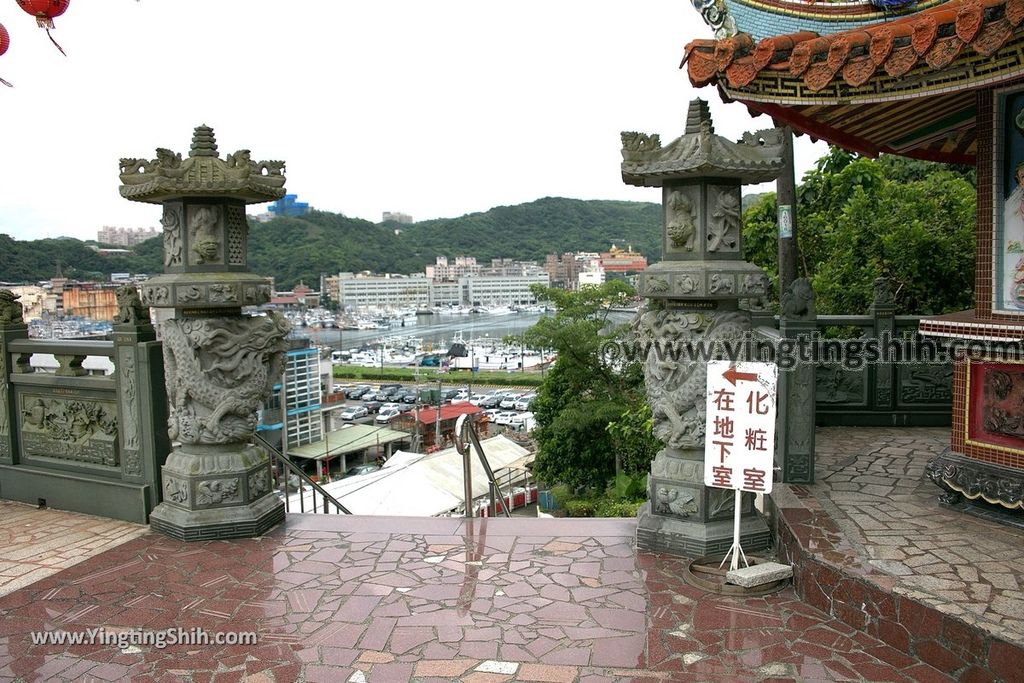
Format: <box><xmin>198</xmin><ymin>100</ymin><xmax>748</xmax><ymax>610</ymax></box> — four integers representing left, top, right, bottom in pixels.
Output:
<box><xmin>328</xmin><ymin>382</ymin><xmax>537</xmax><ymax>430</ymax></box>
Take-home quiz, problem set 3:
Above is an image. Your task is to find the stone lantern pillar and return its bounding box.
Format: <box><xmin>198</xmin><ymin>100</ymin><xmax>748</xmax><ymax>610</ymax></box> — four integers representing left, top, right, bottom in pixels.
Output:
<box><xmin>118</xmin><ymin>125</ymin><xmax>290</xmax><ymax>540</ymax></box>
<box><xmin>622</xmin><ymin>100</ymin><xmax>784</xmax><ymax>557</ymax></box>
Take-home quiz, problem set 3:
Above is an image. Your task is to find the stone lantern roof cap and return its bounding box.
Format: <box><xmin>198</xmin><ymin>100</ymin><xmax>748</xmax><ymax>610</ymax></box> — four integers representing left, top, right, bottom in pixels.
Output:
<box><xmin>118</xmin><ymin>124</ymin><xmax>287</xmax><ymax>204</ymax></box>
<box><xmin>620</xmin><ymin>99</ymin><xmax>785</xmax><ymax>187</ymax></box>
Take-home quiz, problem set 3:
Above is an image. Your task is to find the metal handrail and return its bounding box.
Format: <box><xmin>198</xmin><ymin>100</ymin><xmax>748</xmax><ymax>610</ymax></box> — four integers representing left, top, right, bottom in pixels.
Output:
<box><xmin>254</xmin><ymin>433</ymin><xmax>352</xmax><ymax>515</ymax></box>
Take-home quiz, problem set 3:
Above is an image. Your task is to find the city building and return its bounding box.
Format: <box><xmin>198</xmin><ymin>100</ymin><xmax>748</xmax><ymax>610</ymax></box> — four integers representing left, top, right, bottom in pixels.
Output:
<box><xmin>426</xmin><ymin>256</ymin><xmax>481</xmax><ymax>281</ymax></box>
<box><xmin>382</xmin><ymin>211</ymin><xmax>413</xmax><ymax>224</ymax></box>
<box><xmin>599</xmin><ymin>244</ymin><xmax>647</xmax><ymax>273</ymax></box>
<box><xmin>482</xmin><ymin>258</ymin><xmax>547</xmax><ymax>277</ymax></box>
<box><xmin>463</xmin><ymin>273</ymin><xmax>549</xmax><ymax>307</ymax></box>
<box><xmin>336</xmin><ymin>271</ymin><xmax>550</xmax><ymax>310</ymax></box>
<box><xmin>268</xmin><ymin>194</ymin><xmax>310</xmax><ymax>219</ymax></box>
<box><xmin>258</xmin><ymin>338</ymin><xmax>330</xmax><ymax>451</ymax></box>
<box><xmin>59</xmin><ymin>283</ymin><xmax>120</xmax><ymax>321</ymax></box>
<box><xmin>96</xmin><ymin>226</ymin><xmax>158</xmax><ymax>247</ymax></box>
<box><xmin>270</xmin><ymin>282</ymin><xmax>321</xmax><ymax>309</ymax></box>
<box><xmin>338</xmin><ymin>274</ymin><xmax>435</xmax><ymax>310</ymax></box>
<box><xmin>578</xmin><ymin>265</ymin><xmax>605</xmax><ymax>288</ymax></box>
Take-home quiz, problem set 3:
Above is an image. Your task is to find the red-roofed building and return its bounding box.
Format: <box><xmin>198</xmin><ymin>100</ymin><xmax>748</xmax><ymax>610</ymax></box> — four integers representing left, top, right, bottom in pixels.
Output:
<box><xmin>393</xmin><ymin>403</ymin><xmax>483</xmax><ymax>450</ymax></box>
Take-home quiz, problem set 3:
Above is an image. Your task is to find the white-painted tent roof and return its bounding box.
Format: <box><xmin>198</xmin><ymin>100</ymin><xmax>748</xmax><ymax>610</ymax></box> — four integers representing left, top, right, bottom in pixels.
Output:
<box><xmin>285</xmin><ymin>435</ymin><xmax>531</xmax><ymax>516</ymax></box>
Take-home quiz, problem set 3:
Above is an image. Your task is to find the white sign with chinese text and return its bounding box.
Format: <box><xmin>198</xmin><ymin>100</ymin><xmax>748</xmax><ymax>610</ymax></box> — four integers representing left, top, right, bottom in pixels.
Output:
<box><xmin>703</xmin><ymin>360</ymin><xmax>778</xmax><ymax>494</ymax></box>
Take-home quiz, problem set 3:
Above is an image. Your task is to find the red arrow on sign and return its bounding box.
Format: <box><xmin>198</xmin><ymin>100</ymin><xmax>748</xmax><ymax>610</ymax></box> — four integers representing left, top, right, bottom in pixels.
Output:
<box><xmin>722</xmin><ymin>366</ymin><xmax>758</xmax><ymax>386</ymax></box>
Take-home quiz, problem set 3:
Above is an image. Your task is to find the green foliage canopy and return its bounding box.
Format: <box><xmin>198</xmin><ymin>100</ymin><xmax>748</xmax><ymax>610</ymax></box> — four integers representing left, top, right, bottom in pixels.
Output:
<box><xmin>742</xmin><ymin>148</ymin><xmax>976</xmax><ymax>315</ymax></box>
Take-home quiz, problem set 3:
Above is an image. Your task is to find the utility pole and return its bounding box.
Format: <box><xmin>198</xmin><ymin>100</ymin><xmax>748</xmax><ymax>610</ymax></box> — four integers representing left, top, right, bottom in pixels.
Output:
<box><xmin>435</xmin><ymin>379</ymin><xmax>442</xmax><ymax>445</ymax></box>
<box><xmin>777</xmin><ymin>126</ymin><xmax>799</xmax><ymax>294</ymax></box>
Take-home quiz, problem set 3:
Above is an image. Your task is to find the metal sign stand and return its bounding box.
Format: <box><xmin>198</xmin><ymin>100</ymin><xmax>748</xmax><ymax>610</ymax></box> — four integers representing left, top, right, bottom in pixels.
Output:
<box><xmin>719</xmin><ymin>489</ymin><xmax>749</xmax><ymax>571</ymax></box>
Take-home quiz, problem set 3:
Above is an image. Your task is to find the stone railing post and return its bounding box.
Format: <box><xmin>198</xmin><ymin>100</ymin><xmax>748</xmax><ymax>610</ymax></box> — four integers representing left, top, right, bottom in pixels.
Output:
<box><xmin>112</xmin><ymin>285</ymin><xmax>168</xmax><ymax>492</ymax></box>
<box><xmin>778</xmin><ymin>278</ymin><xmax>817</xmax><ymax>484</ymax></box>
<box><xmin>0</xmin><ymin>291</ymin><xmax>27</xmax><ymax>465</ymax></box>
<box><xmin>870</xmin><ymin>277</ymin><xmax>896</xmax><ymax>412</ymax></box>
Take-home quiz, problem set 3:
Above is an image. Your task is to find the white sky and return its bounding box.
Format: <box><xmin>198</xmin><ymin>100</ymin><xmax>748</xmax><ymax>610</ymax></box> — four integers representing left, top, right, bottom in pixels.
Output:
<box><xmin>0</xmin><ymin>0</ymin><xmax>826</xmax><ymax>242</ymax></box>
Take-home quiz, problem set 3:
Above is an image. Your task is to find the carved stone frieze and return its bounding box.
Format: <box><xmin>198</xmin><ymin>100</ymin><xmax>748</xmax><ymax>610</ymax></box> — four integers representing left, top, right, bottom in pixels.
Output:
<box><xmin>666</xmin><ymin>189</ymin><xmax>698</xmax><ymax>252</ymax></box>
<box><xmin>162</xmin><ymin>206</ymin><xmax>183</xmax><ymax>268</ymax></box>
<box><xmin>707</xmin><ymin>187</ymin><xmax>740</xmax><ymax>252</ymax></box>
<box><xmin>141</xmin><ymin>285</ymin><xmax>170</xmax><ymax>306</ymax></box>
<box><xmin>188</xmin><ymin>205</ymin><xmax>222</xmax><ymax>266</ymax></box>
<box><xmin>248</xmin><ymin>469</ymin><xmax>270</xmax><ymax>498</ymax></box>
<box><xmin>196</xmin><ymin>478</ymin><xmax>242</xmax><ymax>506</ymax></box>
<box><xmin>118</xmin><ymin>346</ymin><xmax>141</xmax><ymax>476</ymax></box>
<box><xmin>163</xmin><ymin>312</ymin><xmax>289</xmax><ymax>445</ymax></box>
<box><xmin>0</xmin><ymin>349</ymin><xmax>8</xmax><ymax>442</ymax></box>
<box><xmin>708</xmin><ymin>273</ymin><xmax>734</xmax><ymax>294</ymax></box>
<box><xmin>654</xmin><ymin>481</ymin><xmax>699</xmax><ymax>518</ymax></box>
<box><xmin>164</xmin><ymin>477</ymin><xmax>189</xmax><ymax>504</ymax></box>
<box><xmin>20</xmin><ymin>395</ymin><xmax>119</xmax><ymax>467</ymax></box>
<box><xmin>926</xmin><ymin>452</ymin><xmax>1024</xmax><ymax>510</ymax></box>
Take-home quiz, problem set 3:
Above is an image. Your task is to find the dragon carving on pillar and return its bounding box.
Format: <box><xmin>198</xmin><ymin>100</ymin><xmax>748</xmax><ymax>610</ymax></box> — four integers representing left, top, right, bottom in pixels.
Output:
<box><xmin>163</xmin><ymin>312</ymin><xmax>290</xmax><ymax>444</ymax></box>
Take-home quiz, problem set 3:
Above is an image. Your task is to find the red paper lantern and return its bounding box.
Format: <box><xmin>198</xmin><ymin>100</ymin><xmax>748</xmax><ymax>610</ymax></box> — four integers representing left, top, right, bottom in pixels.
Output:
<box><xmin>16</xmin><ymin>0</ymin><xmax>69</xmax><ymax>29</ymax></box>
<box><xmin>0</xmin><ymin>23</ymin><xmax>10</xmax><ymax>87</ymax></box>
<box><xmin>16</xmin><ymin>0</ymin><xmax>70</xmax><ymax>55</ymax></box>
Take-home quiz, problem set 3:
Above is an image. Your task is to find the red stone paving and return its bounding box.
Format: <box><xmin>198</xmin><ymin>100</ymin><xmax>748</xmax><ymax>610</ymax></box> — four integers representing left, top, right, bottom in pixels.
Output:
<box><xmin>0</xmin><ymin>514</ymin><xmax>956</xmax><ymax>682</ymax></box>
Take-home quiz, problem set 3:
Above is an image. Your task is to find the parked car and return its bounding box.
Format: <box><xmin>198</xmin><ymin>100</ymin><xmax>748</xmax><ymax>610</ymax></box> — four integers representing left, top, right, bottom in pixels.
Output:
<box><xmin>514</xmin><ymin>394</ymin><xmax>535</xmax><ymax>411</ymax></box>
<box><xmin>376</xmin><ymin>408</ymin><xmax>402</xmax><ymax>423</ymax></box>
<box><xmin>495</xmin><ymin>411</ymin><xmax>517</xmax><ymax>425</ymax></box>
<box><xmin>401</xmin><ymin>391</ymin><xmax>419</xmax><ymax>404</ymax></box>
<box><xmin>480</xmin><ymin>395</ymin><xmax>505</xmax><ymax>409</ymax></box>
<box><xmin>498</xmin><ymin>393</ymin><xmax>521</xmax><ymax>409</ymax></box>
<box><xmin>509</xmin><ymin>411</ymin><xmax>534</xmax><ymax>427</ymax></box>
<box><xmin>379</xmin><ymin>402</ymin><xmax>403</xmax><ymax>412</ymax></box>
<box><xmin>482</xmin><ymin>409</ymin><xmax>502</xmax><ymax>423</ymax></box>
<box><xmin>340</xmin><ymin>406</ymin><xmax>368</xmax><ymax>420</ymax></box>
<box><xmin>346</xmin><ymin>385</ymin><xmax>372</xmax><ymax>399</ymax></box>
<box><xmin>363</xmin><ymin>401</ymin><xmax>382</xmax><ymax>414</ymax></box>
<box><xmin>344</xmin><ymin>463</ymin><xmax>380</xmax><ymax>477</ymax></box>
<box><xmin>468</xmin><ymin>393</ymin><xmax>492</xmax><ymax>406</ymax></box>
<box><xmin>442</xmin><ymin>389</ymin><xmax>461</xmax><ymax>400</ymax></box>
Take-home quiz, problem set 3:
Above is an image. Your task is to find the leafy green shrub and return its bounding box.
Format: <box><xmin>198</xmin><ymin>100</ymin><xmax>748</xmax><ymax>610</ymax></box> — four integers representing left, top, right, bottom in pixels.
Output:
<box><xmin>549</xmin><ymin>484</ymin><xmax>572</xmax><ymax>509</ymax></box>
<box><xmin>564</xmin><ymin>499</ymin><xmax>597</xmax><ymax>517</ymax></box>
<box><xmin>608</xmin><ymin>472</ymin><xmax>647</xmax><ymax>501</ymax></box>
<box><xmin>595</xmin><ymin>500</ymin><xmax>642</xmax><ymax>517</ymax></box>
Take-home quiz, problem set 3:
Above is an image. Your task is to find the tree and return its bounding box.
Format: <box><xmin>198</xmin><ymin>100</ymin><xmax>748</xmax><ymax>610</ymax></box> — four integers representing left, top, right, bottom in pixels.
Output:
<box><xmin>742</xmin><ymin>148</ymin><xmax>976</xmax><ymax>315</ymax></box>
<box><xmin>522</xmin><ymin>281</ymin><xmax>656</xmax><ymax>490</ymax></box>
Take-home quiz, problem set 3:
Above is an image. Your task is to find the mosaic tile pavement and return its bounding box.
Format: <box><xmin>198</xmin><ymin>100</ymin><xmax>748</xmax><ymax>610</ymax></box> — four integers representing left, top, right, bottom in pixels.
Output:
<box><xmin>0</xmin><ymin>514</ymin><xmax>955</xmax><ymax>682</ymax></box>
<box><xmin>808</xmin><ymin>427</ymin><xmax>1024</xmax><ymax>648</ymax></box>
<box><xmin>0</xmin><ymin>500</ymin><xmax>148</xmax><ymax>598</ymax></box>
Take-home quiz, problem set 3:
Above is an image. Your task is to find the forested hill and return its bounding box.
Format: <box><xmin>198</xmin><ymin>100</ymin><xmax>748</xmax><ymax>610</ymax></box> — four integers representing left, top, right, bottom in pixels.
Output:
<box><xmin>0</xmin><ymin>197</ymin><xmax>663</xmax><ymax>289</ymax></box>
<box><xmin>399</xmin><ymin>197</ymin><xmax>662</xmax><ymax>265</ymax></box>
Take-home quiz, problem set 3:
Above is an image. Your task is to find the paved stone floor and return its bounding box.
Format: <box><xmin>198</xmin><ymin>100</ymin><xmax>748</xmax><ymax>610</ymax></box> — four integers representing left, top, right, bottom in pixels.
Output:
<box><xmin>807</xmin><ymin>427</ymin><xmax>1024</xmax><ymax>648</ymax></box>
<box><xmin>0</xmin><ymin>500</ymin><xmax>148</xmax><ymax>598</ymax></box>
<box><xmin>0</xmin><ymin>513</ymin><xmax>955</xmax><ymax>682</ymax></box>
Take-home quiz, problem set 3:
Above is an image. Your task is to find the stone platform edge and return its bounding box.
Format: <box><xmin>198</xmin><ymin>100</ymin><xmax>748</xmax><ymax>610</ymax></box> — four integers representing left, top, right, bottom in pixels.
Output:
<box><xmin>770</xmin><ymin>483</ymin><xmax>1023</xmax><ymax>682</ymax></box>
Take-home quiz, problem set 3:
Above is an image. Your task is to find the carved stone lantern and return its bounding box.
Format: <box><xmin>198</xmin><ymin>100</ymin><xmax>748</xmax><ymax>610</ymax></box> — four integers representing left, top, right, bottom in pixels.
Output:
<box><xmin>622</xmin><ymin>99</ymin><xmax>784</xmax><ymax>557</ymax></box>
<box><xmin>119</xmin><ymin>125</ymin><xmax>290</xmax><ymax>540</ymax></box>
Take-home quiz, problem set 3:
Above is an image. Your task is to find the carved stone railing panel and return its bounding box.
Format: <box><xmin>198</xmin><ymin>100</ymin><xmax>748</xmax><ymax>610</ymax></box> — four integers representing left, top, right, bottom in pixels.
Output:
<box><xmin>0</xmin><ymin>290</ymin><xmax>169</xmax><ymax>524</ymax></box>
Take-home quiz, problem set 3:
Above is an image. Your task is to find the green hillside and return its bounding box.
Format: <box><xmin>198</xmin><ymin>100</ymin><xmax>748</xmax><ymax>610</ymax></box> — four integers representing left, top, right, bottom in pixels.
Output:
<box><xmin>0</xmin><ymin>197</ymin><xmax>663</xmax><ymax>288</ymax></box>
